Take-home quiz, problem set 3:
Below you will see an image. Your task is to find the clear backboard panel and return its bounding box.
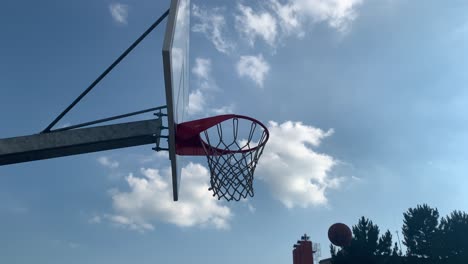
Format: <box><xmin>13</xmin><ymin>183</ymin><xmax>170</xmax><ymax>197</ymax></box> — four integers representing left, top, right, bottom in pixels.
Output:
<box><xmin>162</xmin><ymin>0</ymin><xmax>190</xmax><ymax>201</ymax></box>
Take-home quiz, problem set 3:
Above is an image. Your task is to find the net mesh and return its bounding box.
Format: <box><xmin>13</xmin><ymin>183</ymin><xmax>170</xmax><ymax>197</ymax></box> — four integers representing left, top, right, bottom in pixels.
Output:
<box><xmin>200</xmin><ymin>117</ymin><xmax>268</xmax><ymax>201</ymax></box>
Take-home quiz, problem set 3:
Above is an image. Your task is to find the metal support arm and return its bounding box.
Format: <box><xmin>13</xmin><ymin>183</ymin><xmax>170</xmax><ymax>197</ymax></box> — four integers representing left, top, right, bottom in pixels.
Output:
<box><xmin>0</xmin><ymin>118</ymin><xmax>162</xmax><ymax>166</ymax></box>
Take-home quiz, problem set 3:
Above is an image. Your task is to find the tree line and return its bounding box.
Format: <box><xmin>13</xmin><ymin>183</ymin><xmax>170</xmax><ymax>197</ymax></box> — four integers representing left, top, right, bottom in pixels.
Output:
<box><xmin>330</xmin><ymin>204</ymin><xmax>468</xmax><ymax>264</ymax></box>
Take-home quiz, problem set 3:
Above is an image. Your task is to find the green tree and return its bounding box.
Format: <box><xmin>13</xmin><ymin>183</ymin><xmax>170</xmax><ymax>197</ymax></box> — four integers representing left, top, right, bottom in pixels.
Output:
<box><xmin>438</xmin><ymin>210</ymin><xmax>468</xmax><ymax>259</ymax></box>
<box><xmin>330</xmin><ymin>244</ymin><xmax>337</xmax><ymax>258</ymax></box>
<box><xmin>349</xmin><ymin>216</ymin><xmax>380</xmax><ymax>256</ymax></box>
<box><xmin>402</xmin><ymin>204</ymin><xmax>439</xmax><ymax>257</ymax></box>
<box><xmin>392</xmin><ymin>242</ymin><xmax>402</xmax><ymax>257</ymax></box>
<box><xmin>376</xmin><ymin>230</ymin><xmax>393</xmax><ymax>256</ymax></box>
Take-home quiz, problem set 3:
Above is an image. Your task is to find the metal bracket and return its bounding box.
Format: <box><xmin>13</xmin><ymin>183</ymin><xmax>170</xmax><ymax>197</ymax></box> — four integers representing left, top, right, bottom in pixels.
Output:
<box><xmin>153</xmin><ymin>147</ymin><xmax>169</xmax><ymax>152</ymax></box>
<box><xmin>154</xmin><ymin>112</ymin><xmax>168</xmax><ymax>118</ymax></box>
<box><xmin>154</xmin><ymin>133</ymin><xmax>169</xmax><ymax>152</ymax></box>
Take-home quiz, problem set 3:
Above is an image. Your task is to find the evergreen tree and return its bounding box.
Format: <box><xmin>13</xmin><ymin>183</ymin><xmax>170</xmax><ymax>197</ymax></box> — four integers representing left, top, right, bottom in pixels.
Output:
<box><xmin>329</xmin><ymin>206</ymin><xmax>468</xmax><ymax>263</ymax></box>
<box><xmin>350</xmin><ymin>216</ymin><xmax>380</xmax><ymax>256</ymax></box>
<box><xmin>330</xmin><ymin>244</ymin><xmax>337</xmax><ymax>258</ymax></box>
<box><xmin>392</xmin><ymin>242</ymin><xmax>402</xmax><ymax>257</ymax></box>
<box><xmin>438</xmin><ymin>210</ymin><xmax>468</xmax><ymax>259</ymax></box>
<box><xmin>402</xmin><ymin>204</ymin><xmax>439</xmax><ymax>257</ymax></box>
<box><xmin>376</xmin><ymin>230</ymin><xmax>393</xmax><ymax>256</ymax></box>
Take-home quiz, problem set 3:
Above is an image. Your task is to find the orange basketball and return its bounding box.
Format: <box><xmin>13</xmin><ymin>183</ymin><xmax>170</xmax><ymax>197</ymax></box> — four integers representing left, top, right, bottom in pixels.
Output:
<box><xmin>328</xmin><ymin>223</ymin><xmax>352</xmax><ymax>247</ymax></box>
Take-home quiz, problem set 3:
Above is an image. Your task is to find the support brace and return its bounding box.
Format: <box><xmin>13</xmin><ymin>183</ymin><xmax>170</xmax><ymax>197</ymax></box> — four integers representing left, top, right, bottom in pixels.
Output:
<box><xmin>0</xmin><ymin>118</ymin><xmax>162</xmax><ymax>166</ymax></box>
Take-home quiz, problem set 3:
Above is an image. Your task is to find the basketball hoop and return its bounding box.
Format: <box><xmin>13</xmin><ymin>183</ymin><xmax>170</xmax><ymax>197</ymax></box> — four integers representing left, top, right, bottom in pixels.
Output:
<box><xmin>176</xmin><ymin>115</ymin><xmax>269</xmax><ymax>201</ymax></box>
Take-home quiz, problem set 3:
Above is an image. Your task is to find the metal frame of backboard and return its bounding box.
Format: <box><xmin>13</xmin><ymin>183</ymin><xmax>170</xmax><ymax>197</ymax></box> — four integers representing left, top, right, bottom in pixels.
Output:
<box><xmin>162</xmin><ymin>0</ymin><xmax>190</xmax><ymax>201</ymax></box>
<box><xmin>0</xmin><ymin>8</ymin><xmax>171</xmax><ymax>182</ymax></box>
<box><xmin>0</xmin><ymin>0</ymin><xmax>269</xmax><ymax>202</ymax></box>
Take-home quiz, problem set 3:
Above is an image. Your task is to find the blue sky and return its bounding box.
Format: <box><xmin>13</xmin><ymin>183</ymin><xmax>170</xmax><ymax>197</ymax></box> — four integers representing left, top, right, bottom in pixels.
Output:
<box><xmin>2</xmin><ymin>0</ymin><xmax>468</xmax><ymax>263</ymax></box>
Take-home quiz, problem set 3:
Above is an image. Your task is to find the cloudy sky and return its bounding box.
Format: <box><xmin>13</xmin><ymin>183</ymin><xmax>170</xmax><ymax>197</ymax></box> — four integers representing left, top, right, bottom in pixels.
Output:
<box><xmin>2</xmin><ymin>0</ymin><xmax>468</xmax><ymax>263</ymax></box>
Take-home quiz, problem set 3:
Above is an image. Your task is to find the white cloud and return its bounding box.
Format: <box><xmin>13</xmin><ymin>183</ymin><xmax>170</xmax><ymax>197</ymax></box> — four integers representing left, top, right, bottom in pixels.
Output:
<box><xmin>105</xmin><ymin>214</ymin><xmax>154</xmax><ymax>232</ymax></box>
<box><xmin>351</xmin><ymin>175</ymin><xmax>362</xmax><ymax>182</ymax></box>
<box><xmin>109</xmin><ymin>3</ymin><xmax>128</xmax><ymax>25</ymax></box>
<box><xmin>192</xmin><ymin>58</ymin><xmax>211</xmax><ymax>80</ymax></box>
<box><xmin>257</xmin><ymin>121</ymin><xmax>342</xmax><ymax>208</ymax></box>
<box><xmin>88</xmin><ymin>215</ymin><xmax>102</xmax><ymax>224</ymax></box>
<box><xmin>237</xmin><ymin>54</ymin><xmax>270</xmax><ymax>88</ymax></box>
<box><xmin>295</xmin><ymin>0</ymin><xmax>363</xmax><ymax>32</ymax></box>
<box><xmin>235</xmin><ymin>4</ymin><xmax>278</xmax><ymax>47</ymax></box>
<box><xmin>210</xmin><ymin>104</ymin><xmax>235</xmax><ymax>115</ymax></box>
<box><xmin>192</xmin><ymin>57</ymin><xmax>217</xmax><ymax>91</ymax></box>
<box><xmin>107</xmin><ymin>163</ymin><xmax>232</xmax><ymax>232</ymax></box>
<box><xmin>97</xmin><ymin>156</ymin><xmax>119</xmax><ymax>169</ymax></box>
<box><xmin>189</xmin><ymin>58</ymin><xmax>214</xmax><ymax>117</ymax></box>
<box><xmin>170</xmin><ymin>47</ymin><xmax>184</xmax><ymax>76</ymax></box>
<box><xmin>189</xmin><ymin>57</ymin><xmax>235</xmax><ymax>116</ymax></box>
<box><xmin>234</xmin><ymin>0</ymin><xmax>363</xmax><ymax>47</ymax></box>
<box><xmin>270</xmin><ymin>0</ymin><xmax>304</xmax><ymax>37</ymax></box>
<box><xmin>192</xmin><ymin>5</ymin><xmax>234</xmax><ymax>54</ymax></box>
<box><xmin>274</xmin><ymin>0</ymin><xmax>363</xmax><ymax>33</ymax></box>
<box><xmin>189</xmin><ymin>94</ymin><xmax>235</xmax><ymax>116</ymax></box>
<box><xmin>188</xmin><ymin>89</ymin><xmax>206</xmax><ymax>115</ymax></box>
<box><xmin>248</xmin><ymin>204</ymin><xmax>256</xmax><ymax>213</ymax></box>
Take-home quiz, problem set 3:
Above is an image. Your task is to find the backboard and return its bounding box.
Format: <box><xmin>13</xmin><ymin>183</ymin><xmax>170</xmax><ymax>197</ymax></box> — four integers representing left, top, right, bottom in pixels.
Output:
<box><xmin>162</xmin><ymin>0</ymin><xmax>190</xmax><ymax>201</ymax></box>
